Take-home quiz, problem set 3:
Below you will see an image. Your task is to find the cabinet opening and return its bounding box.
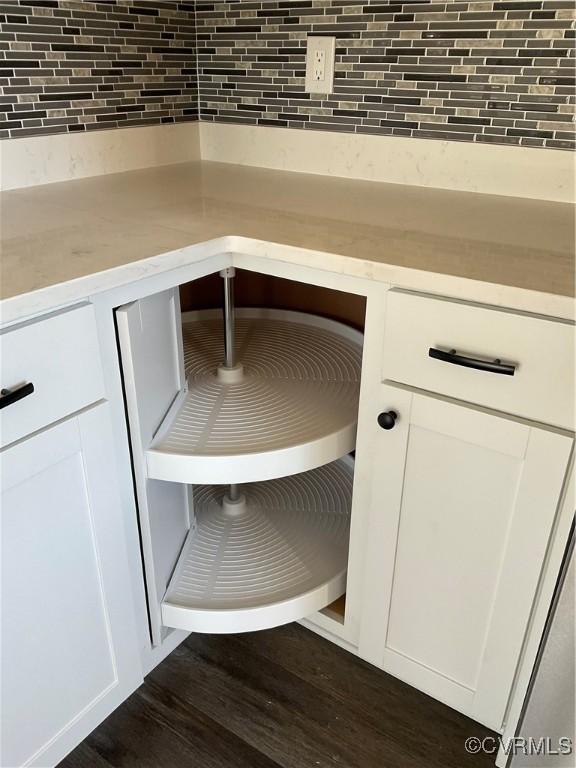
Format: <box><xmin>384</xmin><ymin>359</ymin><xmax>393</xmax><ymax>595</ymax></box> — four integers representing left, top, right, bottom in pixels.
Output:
<box><xmin>116</xmin><ymin>268</ymin><xmax>365</xmax><ymax>643</ymax></box>
<box><xmin>179</xmin><ymin>269</ymin><xmax>366</xmax><ymax>331</ymax></box>
<box><xmin>322</xmin><ymin>594</ymin><xmax>346</xmax><ymax>624</ymax></box>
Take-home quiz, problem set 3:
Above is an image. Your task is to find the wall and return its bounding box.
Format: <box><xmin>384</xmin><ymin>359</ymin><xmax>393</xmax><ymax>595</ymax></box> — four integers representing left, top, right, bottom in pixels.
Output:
<box><xmin>0</xmin><ymin>0</ymin><xmax>197</xmax><ymax>139</ymax></box>
<box><xmin>2</xmin><ymin>1</ymin><xmax>574</xmax><ymax>151</ymax></box>
<box><xmin>0</xmin><ymin>1</ymin><xmax>573</xmax><ymax>198</ymax></box>
<box><xmin>197</xmin><ymin>0</ymin><xmax>575</xmax><ymax>151</ymax></box>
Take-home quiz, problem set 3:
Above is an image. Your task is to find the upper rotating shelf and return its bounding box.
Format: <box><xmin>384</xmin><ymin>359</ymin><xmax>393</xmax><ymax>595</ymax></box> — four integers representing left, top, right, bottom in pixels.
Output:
<box><xmin>146</xmin><ymin>308</ymin><xmax>363</xmax><ymax>485</ymax></box>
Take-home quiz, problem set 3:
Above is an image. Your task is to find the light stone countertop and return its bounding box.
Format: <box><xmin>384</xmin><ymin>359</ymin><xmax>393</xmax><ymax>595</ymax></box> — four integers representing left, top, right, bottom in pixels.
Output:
<box><xmin>1</xmin><ymin>161</ymin><xmax>574</xmax><ymax>323</ymax></box>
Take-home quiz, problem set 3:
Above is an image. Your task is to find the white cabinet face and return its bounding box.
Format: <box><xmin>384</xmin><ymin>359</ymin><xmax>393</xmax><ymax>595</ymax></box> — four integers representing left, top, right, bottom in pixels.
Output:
<box><xmin>1</xmin><ymin>406</ymin><xmax>142</xmax><ymax>768</ymax></box>
<box><xmin>359</xmin><ymin>385</ymin><xmax>573</xmax><ymax>732</ymax></box>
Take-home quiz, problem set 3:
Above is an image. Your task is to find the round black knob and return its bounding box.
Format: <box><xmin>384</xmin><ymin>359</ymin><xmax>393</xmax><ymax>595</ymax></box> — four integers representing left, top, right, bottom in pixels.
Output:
<box><xmin>377</xmin><ymin>410</ymin><xmax>397</xmax><ymax>430</ymax></box>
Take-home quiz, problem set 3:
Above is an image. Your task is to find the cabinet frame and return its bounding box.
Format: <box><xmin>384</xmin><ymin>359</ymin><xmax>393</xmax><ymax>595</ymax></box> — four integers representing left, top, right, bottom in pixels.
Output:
<box><xmin>92</xmin><ymin>255</ymin><xmax>383</xmax><ymax>664</ymax></box>
<box><xmin>496</xmin><ymin>455</ymin><xmax>574</xmax><ymax>767</ymax></box>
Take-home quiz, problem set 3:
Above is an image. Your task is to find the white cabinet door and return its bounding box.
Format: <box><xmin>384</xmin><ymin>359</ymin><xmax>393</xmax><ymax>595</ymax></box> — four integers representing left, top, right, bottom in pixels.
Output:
<box><xmin>116</xmin><ymin>289</ymin><xmax>190</xmax><ymax>646</ymax></box>
<box><xmin>359</xmin><ymin>384</ymin><xmax>573</xmax><ymax>732</ymax></box>
<box><xmin>1</xmin><ymin>404</ymin><xmax>142</xmax><ymax>768</ymax></box>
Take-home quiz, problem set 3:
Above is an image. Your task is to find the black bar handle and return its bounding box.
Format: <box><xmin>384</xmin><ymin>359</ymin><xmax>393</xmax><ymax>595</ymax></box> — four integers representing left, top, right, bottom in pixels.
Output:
<box><xmin>429</xmin><ymin>348</ymin><xmax>516</xmax><ymax>376</ymax></box>
<box><xmin>0</xmin><ymin>382</ymin><xmax>35</xmax><ymax>409</ymax></box>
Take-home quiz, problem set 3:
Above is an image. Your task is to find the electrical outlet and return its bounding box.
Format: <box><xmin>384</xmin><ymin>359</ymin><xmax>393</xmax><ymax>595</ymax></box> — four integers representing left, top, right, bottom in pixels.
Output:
<box><xmin>305</xmin><ymin>36</ymin><xmax>335</xmax><ymax>95</ymax></box>
<box><xmin>314</xmin><ymin>49</ymin><xmax>326</xmax><ymax>82</ymax></box>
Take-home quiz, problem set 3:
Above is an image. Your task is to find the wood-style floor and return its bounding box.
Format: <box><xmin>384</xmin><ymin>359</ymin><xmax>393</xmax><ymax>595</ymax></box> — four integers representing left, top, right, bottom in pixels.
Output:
<box><xmin>60</xmin><ymin>624</ymin><xmax>497</xmax><ymax>768</ymax></box>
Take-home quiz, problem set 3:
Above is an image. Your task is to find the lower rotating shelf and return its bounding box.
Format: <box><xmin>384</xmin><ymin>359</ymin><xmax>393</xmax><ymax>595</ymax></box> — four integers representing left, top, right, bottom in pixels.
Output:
<box><xmin>161</xmin><ymin>456</ymin><xmax>353</xmax><ymax>634</ymax></box>
<box><xmin>146</xmin><ymin>309</ymin><xmax>363</xmax><ymax>485</ymax></box>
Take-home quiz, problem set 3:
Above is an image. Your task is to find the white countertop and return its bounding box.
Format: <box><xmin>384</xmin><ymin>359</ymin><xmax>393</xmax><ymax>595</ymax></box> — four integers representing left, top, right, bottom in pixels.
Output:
<box><xmin>1</xmin><ymin>161</ymin><xmax>574</xmax><ymax>324</ymax></box>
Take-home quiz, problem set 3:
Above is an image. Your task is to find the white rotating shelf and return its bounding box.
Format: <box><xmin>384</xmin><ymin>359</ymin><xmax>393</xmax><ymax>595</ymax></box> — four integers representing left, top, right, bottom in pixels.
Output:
<box><xmin>161</xmin><ymin>456</ymin><xmax>353</xmax><ymax>634</ymax></box>
<box><xmin>146</xmin><ymin>309</ymin><xmax>363</xmax><ymax>485</ymax></box>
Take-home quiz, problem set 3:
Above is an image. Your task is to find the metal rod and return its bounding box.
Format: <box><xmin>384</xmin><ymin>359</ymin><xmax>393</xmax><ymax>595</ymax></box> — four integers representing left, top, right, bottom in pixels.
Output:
<box><xmin>222</xmin><ymin>269</ymin><xmax>235</xmax><ymax>369</ymax></box>
<box><xmin>228</xmin><ymin>483</ymin><xmax>240</xmax><ymax>502</ymax></box>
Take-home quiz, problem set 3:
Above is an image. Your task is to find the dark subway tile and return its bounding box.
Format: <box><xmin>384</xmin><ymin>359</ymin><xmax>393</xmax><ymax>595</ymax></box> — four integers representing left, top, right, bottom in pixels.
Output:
<box><xmin>38</xmin><ymin>92</ymin><xmax>93</xmax><ymax>101</ymax></box>
<box><xmin>494</xmin><ymin>1</ymin><xmax>542</xmax><ymax>8</ymax></box>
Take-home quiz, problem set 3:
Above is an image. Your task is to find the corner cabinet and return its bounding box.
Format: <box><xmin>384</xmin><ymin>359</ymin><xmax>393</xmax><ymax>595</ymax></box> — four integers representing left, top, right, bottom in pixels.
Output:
<box><xmin>114</xmin><ymin>276</ymin><xmax>365</xmax><ymax>644</ymax></box>
<box><xmin>1</xmin><ymin>306</ymin><xmax>142</xmax><ymax>768</ymax></box>
<box><xmin>358</xmin><ymin>289</ymin><xmax>575</xmax><ymax>734</ymax></box>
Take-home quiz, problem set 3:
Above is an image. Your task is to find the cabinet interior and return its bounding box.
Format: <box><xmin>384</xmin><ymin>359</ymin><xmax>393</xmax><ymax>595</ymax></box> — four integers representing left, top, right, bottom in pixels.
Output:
<box><xmin>117</xmin><ymin>268</ymin><xmax>366</xmax><ymax>643</ymax></box>
<box><xmin>181</xmin><ymin>270</ymin><xmax>366</xmax><ymax>629</ymax></box>
<box><xmin>179</xmin><ymin>269</ymin><xmax>367</xmax><ymax>331</ymax></box>
<box><xmin>322</xmin><ymin>595</ymin><xmax>347</xmax><ymax>624</ymax></box>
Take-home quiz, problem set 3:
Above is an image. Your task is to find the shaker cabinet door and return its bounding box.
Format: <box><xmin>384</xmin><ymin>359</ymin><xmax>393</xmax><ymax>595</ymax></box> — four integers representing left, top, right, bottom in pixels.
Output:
<box><xmin>1</xmin><ymin>404</ymin><xmax>142</xmax><ymax>768</ymax></box>
<box><xmin>359</xmin><ymin>384</ymin><xmax>573</xmax><ymax>732</ymax></box>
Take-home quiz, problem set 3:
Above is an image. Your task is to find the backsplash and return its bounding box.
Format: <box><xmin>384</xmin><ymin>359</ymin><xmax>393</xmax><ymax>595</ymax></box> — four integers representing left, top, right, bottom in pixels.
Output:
<box><xmin>1</xmin><ymin>0</ymin><xmax>574</xmax><ymax>150</ymax></box>
<box><xmin>197</xmin><ymin>0</ymin><xmax>575</xmax><ymax>150</ymax></box>
<box><xmin>0</xmin><ymin>0</ymin><xmax>197</xmax><ymax>139</ymax></box>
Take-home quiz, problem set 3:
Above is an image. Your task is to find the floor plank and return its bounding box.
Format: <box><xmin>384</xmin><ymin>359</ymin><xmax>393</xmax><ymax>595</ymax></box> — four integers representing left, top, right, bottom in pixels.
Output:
<box><xmin>230</xmin><ymin>624</ymin><xmax>494</xmax><ymax>767</ymax></box>
<box><xmin>60</xmin><ymin>624</ymin><xmax>496</xmax><ymax>768</ymax></box>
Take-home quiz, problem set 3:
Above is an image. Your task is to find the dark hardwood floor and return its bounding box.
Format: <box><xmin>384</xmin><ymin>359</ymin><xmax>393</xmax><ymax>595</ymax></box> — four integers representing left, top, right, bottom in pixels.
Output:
<box><xmin>60</xmin><ymin>624</ymin><xmax>497</xmax><ymax>768</ymax></box>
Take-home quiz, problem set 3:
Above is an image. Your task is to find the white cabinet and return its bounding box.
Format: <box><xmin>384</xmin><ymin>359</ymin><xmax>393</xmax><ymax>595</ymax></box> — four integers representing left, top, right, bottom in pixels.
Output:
<box><xmin>359</xmin><ymin>384</ymin><xmax>573</xmax><ymax>732</ymax></box>
<box><xmin>2</xmin><ymin>269</ymin><xmax>571</xmax><ymax>766</ymax></box>
<box><xmin>1</xmin><ymin>404</ymin><xmax>142</xmax><ymax>768</ymax></box>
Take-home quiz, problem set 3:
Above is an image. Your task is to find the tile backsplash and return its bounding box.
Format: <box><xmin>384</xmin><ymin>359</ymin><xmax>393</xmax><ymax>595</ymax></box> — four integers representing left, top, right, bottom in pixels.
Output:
<box><xmin>0</xmin><ymin>0</ymin><xmax>197</xmax><ymax>139</ymax></box>
<box><xmin>198</xmin><ymin>0</ymin><xmax>575</xmax><ymax>150</ymax></box>
<box><xmin>1</xmin><ymin>0</ymin><xmax>574</xmax><ymax>150</ymax></box>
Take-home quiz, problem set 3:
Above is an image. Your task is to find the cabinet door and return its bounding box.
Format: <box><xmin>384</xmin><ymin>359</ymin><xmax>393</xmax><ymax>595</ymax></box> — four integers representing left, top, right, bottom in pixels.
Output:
<box><xmin>116</xmin><ymin>289</ymin><xmax>190</xmax><ymax>646</ymax></box>
<box><xmin>358</xmin><ymin>384</ymin><xmax>573</xmax><ymax>732</ymax></box>
<box><xmin>1</xmin><ymin>404</ymin><xmax>142</xmax><ymax>768</ymax></box>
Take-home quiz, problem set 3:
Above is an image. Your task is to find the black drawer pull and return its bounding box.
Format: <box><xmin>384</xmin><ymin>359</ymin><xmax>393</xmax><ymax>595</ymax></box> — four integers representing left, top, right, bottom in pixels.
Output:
<box><xmin>429</xmin><ymin>348</ymin><xmax>516</xmax><ymax>376</ymax></box>
<box><xmin>0</xmin><ymin>382</ymin><xmax>35</xmax><ymax>409</ymax></box>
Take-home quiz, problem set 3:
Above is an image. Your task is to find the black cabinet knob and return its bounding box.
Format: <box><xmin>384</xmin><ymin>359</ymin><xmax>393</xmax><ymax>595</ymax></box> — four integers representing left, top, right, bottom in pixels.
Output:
<box><xmin>377</xmin><ymin>410</ymin><xmax>397</xmax><ymax>430</ymax></box>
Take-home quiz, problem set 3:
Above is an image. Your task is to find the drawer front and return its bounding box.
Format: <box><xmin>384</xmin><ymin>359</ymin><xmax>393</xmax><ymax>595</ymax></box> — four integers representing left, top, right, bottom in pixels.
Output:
<box><xmin>1</xmin><ymin>304</ymin><xmax>105</xmax><ymax>446</ymax></box>
<box><xmin>382</xmin><ymin>290</ymin><xmax>575</xmax><ymax>429</ymax></box>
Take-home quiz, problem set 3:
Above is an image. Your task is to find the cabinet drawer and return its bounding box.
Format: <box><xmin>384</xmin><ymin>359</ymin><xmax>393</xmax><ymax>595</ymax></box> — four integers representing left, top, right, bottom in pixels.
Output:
<box><xmin>382</xmin><ymin>290</ymin><xmax>574</xmax><ymax>428</ymax></box>
<box><xmin>0</xmin><ymin>304</ymin><xmax>105</xmax><ymax>447</ymax></box>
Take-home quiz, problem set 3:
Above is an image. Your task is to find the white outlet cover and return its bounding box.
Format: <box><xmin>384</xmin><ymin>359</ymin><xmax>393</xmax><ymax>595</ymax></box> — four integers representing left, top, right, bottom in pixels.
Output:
<box><xmin>305</xmin><ymin>36</ymin><xmax>336</xmax><ymax>95</ymax></box>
